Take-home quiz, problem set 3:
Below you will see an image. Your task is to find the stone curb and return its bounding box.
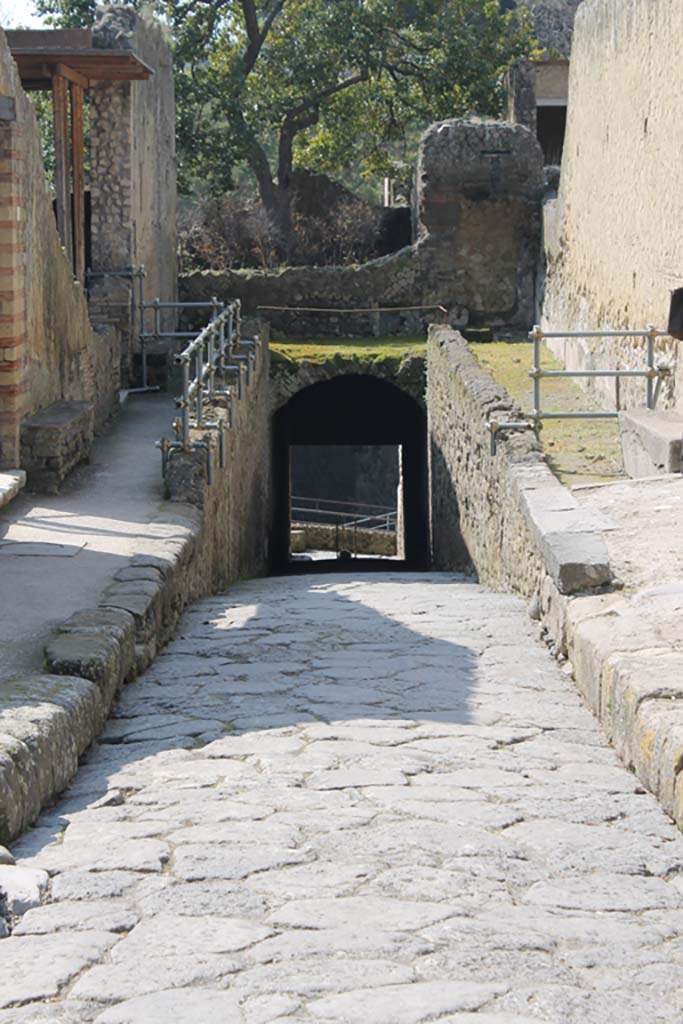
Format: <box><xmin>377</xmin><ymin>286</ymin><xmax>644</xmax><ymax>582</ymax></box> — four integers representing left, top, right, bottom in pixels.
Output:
<box><xmin>539</xmin><ymin>575</ymin><xmax>683</xmax><ymax>830</ymax></box>
<box><xmin>0</xmin><ymin>504</ymin><xmax>202</xmax><ymax>846</ymax></box>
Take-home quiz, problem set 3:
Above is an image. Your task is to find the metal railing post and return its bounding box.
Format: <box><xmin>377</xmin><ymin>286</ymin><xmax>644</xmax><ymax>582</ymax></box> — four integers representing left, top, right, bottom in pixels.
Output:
<box><xmin>646</xmin><ymin>324</ymin><xmax>657</xmax><ymax>409</ymax></box>
<box><xmin>181</xmin><ymin>357</ymin><xmax>190</xmax><ymax>448</ymax></box>
<box><xmin>218</xmin><ymin>315</ymin><xmax>226</xmax><ymax>373</ymax></box>
<box><xmin>195</xmin><ymin>348</ymin><xmax>203</xmax><ymax>428</ymax></box>
<box><xmin>208</xmin><ymin>326</ymin><xmax>216</xmax><ymax>399</ymax></box>
<box><xmin>530</xmin><ymin>324</ymin><xmax>543</xmax><ymax>426</ymax></box>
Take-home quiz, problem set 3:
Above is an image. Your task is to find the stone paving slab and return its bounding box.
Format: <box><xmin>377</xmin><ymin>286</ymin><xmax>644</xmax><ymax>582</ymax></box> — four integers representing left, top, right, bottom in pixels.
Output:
<box><xmin>2</xmin><ymin>573</ymin><xmax>683</xmax><ymax>1021</ymax></box>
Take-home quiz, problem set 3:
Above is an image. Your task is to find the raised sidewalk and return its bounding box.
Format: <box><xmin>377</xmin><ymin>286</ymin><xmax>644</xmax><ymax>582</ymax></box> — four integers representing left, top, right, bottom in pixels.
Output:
<box><xmin>0</xmin><ymin>395</ymin><xmax>202</xmax><ymax>842</ymax></box>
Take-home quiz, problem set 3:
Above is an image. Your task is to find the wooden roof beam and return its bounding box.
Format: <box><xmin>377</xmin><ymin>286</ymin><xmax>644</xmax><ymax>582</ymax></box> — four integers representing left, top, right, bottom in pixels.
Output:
<box><xmin>55</xmin><ymin>62</ymin><xmax>89</xmax><ymax>90</ymax></box>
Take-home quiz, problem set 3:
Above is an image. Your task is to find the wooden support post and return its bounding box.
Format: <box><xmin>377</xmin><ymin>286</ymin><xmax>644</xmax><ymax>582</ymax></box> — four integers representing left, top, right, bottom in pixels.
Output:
<box><xmin>70</xmin><ymin>81</ymin><xmax>85</xmax><ymax>282</ymax></box>
<box><xmin>52</xmin><ymin>73</ymin><xmax>72</xmax><ymax>266</ymax></box>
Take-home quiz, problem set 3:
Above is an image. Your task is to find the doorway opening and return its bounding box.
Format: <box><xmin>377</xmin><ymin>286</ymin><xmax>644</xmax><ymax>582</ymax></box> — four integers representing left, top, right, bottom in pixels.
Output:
<box><xmin>272</xmin><ymin>375</ymin><xmax>429</xmax><ymax>573</ymax></box>
<box><xmin>290</xmin><ymin>444</ymin><xmax>400</xmax><ymax>563</ymax></box>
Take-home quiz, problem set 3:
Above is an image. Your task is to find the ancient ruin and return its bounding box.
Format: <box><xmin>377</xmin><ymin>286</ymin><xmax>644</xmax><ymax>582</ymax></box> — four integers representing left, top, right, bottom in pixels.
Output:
<box><xmin>2</xmin><ymin>0</ymin><xmax>683</xmax><ymax>1019</ymax></box>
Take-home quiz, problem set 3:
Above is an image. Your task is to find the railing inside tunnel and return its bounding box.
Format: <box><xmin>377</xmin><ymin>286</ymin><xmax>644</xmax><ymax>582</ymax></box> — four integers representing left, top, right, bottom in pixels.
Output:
<box><xmin>291</xmin><ymin>496</ymin><xmax>398</xmax><ymax>532</ymax></box>
<box><xmin>156</xmin><ymin>297</ymin><xmax>262</xmax><ymax>482</ymax></box>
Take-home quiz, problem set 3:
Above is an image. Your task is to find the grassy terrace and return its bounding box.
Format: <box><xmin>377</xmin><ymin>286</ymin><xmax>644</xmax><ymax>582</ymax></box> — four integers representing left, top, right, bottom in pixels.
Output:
<box><xmin>471</xmin><ymin>340</ymin><xmax>625</xmax><ymax>487</ymax></box>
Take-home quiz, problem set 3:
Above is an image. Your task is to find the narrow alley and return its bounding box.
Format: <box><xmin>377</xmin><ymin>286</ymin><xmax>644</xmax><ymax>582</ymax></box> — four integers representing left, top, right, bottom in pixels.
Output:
<box><xmin>3</xmin><ymin>574</ymin><xmax>683</xmax><ymax>1023</ymax></box>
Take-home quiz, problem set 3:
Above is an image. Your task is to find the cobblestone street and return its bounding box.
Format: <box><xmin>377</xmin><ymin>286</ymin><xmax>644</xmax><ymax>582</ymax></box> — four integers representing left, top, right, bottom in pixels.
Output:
<box><xmin>4</xmin><ymin>573</ymin><xmax>683</xmax><ymax>1023</ymax></box>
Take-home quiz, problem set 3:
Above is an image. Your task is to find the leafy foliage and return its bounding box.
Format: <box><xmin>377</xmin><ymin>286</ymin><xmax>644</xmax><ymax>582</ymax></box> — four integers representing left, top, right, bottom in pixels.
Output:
<box><xmin>35</xmin><ymin>0</ymin><xmax>534</xmax><ymax>254</ymax></box>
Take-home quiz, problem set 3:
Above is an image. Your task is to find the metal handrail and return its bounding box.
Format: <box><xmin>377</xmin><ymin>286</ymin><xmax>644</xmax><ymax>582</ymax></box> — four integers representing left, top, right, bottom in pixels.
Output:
<box><xmin>156</xmin><ymin>298</ymin><xmax>262</xmax><ymax>482</ymax></box>
<box><xmin>487</xmin><ymin>323</ymin><xmax>674</xmax><ymax>454</ymax></box>
<box><xmin>291</xmin><ymin>495</ymin><xmax>398</xmax><ymax>532</ymax></box>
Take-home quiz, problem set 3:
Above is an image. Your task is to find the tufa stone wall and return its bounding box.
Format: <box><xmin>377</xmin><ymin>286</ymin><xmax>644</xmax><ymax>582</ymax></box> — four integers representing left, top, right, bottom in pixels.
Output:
<box><xmin>291</xmin><ymin>523</ymin><xmax>397</xmax><ymax>558</ymax></box>
<box><xmin>89</xmin><ymin>5</ymin><xmax>177</xmax><ymax>383</ymax></box>
<box><xmin>0</xmin><ymin>28</ymin><xmax>119</xmax><ymax>470</ymax></box>
<box><xmin>165</xmin><ymin>340</ymin><xmax>272</xmax><ymax>591</ymax></box>
<box><xmin>516</xmin><ymin>0</ymin><xmax>583</xmax><ymax>56</ymax></box>
<box><xmin>181</xmin><ymin>120</ymin><xmax>544</xmax><ymax>338</ymax></box>
<box><xmin>415</xmin><ymin>120</ymin><xmax>543</xmax><ymax>330</ymax></box>
<box><xmin>542</xmin><ymin>0</ymin><xmax>683</xmax><ymax>409</ymax></box>
<box><xmin>427</xmin><ymin>325</ymin><xmax>611</xmax><ymax>597</ymax></box>
<box><xmin>270</xmin><ymin>348</ymin><xmax>425</xmax><ymax>412</ymax></box>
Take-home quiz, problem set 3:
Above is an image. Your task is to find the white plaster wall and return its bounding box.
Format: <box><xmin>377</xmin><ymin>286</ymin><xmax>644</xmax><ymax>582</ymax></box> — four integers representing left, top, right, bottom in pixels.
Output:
<box><xmin>542</xmin><ymin>0</ymin><xmax>683</xmax><ymax>409</ymax></box>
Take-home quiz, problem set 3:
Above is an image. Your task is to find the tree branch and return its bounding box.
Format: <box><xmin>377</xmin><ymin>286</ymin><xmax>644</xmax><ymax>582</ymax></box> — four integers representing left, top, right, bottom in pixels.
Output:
<box><xmin>242</xmin><ymin>0</ymin><xmax>284</xmax><ymax>76</ymax></box>
<box><xmin>283</xmin><ymin>70</ymin><xmax>368</xmax><ymax>122</ymax></box>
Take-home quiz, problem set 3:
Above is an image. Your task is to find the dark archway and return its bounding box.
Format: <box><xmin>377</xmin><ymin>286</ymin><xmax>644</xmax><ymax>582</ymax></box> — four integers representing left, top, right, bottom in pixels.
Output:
<box><xmin>271</xmin><ymin>375</ymin><xmax>429</xmax><ymax>573</ymax></box>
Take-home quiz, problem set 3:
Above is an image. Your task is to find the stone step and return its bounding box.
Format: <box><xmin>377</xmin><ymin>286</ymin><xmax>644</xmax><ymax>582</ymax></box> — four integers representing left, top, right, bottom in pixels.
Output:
<box><xmin>618</xmin><ymin>408</ymin><xmax>683</xmax><ymax>478</ymax></box>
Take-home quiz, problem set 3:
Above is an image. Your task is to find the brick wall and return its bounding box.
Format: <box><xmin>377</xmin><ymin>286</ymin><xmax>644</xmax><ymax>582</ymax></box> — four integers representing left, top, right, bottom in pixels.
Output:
<box><xmin>0</xmin><ymin>110</ymin><xmax>26</xmax><ymax>466</ymax></box>
<box><xmin>0</xmin><ymin>27</ymin><xmax>121</xmax><ymax>469</ymax></box>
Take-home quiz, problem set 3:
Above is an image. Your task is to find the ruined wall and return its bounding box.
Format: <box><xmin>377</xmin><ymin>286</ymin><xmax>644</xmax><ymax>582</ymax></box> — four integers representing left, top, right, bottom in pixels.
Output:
<box><xmin>90</xmin><ymin>5</ymin><xmax>176</xmax><ymax>382</ymax></box>
<box><xmin>517</xmin><ymin>0</ymin><xmax>583</xmax><ymax>55</ymax></box>
<box><xmin>427</xmin><ymin>325</ymin><xmax>610</xmax><ymax>597</ymax></box>
<box><xmin>166</xmin><ymin>342</ymin><xmax>271</xmax><ymax>591</ymax></box>
<box><xmin>0</xmin><ymin>28</ymin><xmax>119</xmax><ymax>468</ymax></box>
<box><xmin>416</xmin><ymin>120</ymin><xmax>543</xmax><ymax>330</ymax></box>
<box><xmin>181</xmin><ymin>120</ymin><xmax>543</xmax><ymax>338</ymax></box>
<box><xmin>542</xmin><ymin>0</ymin><xmax>683</xmax><ymax>408</ymax></box>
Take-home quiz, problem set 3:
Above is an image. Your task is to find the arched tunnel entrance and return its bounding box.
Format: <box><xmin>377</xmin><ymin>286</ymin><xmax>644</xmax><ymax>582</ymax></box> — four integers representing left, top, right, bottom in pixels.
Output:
<box><xmin>271</xmin><ymin>375</ymin><xmax>429</xmax><ymax>573</ymax></box>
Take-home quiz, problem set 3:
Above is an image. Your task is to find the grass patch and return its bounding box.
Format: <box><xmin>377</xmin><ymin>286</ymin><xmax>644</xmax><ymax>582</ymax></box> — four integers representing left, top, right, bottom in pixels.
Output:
<box><xmin>471</xmin><ymin>340</ymin><xmax>625</xmax><ymax>487</ymax></box>
<box><xmin>270</xmin><ymin>335</ymin><xmax>426</xmax><ymax>363</ymax></box>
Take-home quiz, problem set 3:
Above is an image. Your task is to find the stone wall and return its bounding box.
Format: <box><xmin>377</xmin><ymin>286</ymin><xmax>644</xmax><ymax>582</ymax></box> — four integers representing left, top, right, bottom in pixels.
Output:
<box><xmin>0</xmin><ymin>28</ymin><xmax>119</xmax><ymax>469</ymax></box>
<box><xmin>270</xmin><ymin>348</ymin><xmax>426</xmax><ymax>411</ymax></box>
<box><xmin>291</xmin><ymin>523</ymin><xmax>397</xmax><ymax>558</ymax></box>
<box><xmin>181</xmin><ymin>119</ymin><xmax>544</xmax><ymax>338</ymax></box>
<box><xmin>427</xmin><ymin>325</ymin><xmax>611</xmax><ymax>598</ymax></box>
<box><xmin>517</xmin><ymin>0</ymin><xmax>583</xmax><ymax>55</ymax></box>
<box><xmin>90</xmin><ymin>5</ymin><xmax>177</xmax><ymax>383</ymax></box>
<box><xmin>165</xmin><ymin>341</ymin><xmax>272</xmax><ymax>591</ymax></box>
<box><xmin>291</xmin><ymin>444</ymin><xmax>399</xmax><ymax>511</ymax></box>
<box><xmin>542</xmin><ymin>0</ymin><xmax>683</xmax><ymax>409</ymax></box>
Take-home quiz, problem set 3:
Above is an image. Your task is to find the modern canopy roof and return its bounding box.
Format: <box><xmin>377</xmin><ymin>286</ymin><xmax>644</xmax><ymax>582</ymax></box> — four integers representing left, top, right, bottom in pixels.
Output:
<box><xmin>6</xmin><ymin>28</ymin><xmax>153</xmax><ymax>90</ymax></box>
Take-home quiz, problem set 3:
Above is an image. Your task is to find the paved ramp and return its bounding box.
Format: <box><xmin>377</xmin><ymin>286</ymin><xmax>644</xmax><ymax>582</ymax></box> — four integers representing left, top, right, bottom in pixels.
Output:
<box><xmin>3</xmin><ymin>574</ymin><xmax>683</xmax><ymax>1023</ymax></box>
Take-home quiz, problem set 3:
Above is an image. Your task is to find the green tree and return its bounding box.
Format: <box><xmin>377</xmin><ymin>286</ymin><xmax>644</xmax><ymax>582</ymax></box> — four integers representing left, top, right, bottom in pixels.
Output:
<box><xmin>36</xmin><ymin>0</ymin><xmax>533</xmax><ymax>256</ymax></box>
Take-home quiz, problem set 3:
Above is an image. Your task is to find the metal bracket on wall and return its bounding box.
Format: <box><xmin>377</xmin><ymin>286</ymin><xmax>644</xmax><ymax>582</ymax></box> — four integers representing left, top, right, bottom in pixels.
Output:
<box><xmin>487</xmin><ymin>420</ymin><xmax>535</xmax><ymax>456</ymax></box>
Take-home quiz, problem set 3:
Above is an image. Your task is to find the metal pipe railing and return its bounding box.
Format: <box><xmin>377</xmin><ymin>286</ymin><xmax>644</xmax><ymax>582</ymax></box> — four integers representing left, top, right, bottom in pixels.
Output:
<box><xmin>158</xmin><ymin>298</ymin><xmax>260</xmax><ymax>483</ymax></box>
<box><xmin>488</xmin><ymin>323</ymin><xmax>673</xmax><ymax>454</ymax></box>
<box><xmin>291</xmin><ymin>495</ymin><xmax>398</xmax><ymax>532</ymax></box>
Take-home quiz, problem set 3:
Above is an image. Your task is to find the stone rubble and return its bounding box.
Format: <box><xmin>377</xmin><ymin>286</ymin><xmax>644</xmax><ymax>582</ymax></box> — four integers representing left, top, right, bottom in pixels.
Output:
<box><xmin>1</xmin><ymin>572</ymin><xmax>683</xmax><ymax>1022</ymax></box>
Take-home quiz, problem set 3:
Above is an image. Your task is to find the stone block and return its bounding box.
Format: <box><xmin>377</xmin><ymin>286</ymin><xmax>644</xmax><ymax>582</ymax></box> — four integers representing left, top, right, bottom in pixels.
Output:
<box><xmin>99</xmin><ymin>578</ymin><xmax>164</xmax><ymax>644</ymax></box>
<box><xmin>540</xmin><ymin>529</ymin><xmax>611</xmax><ymax>595</ymax></box>
<box><xmin>0</xmin><ymin>468</ymin><xmax>25</xmax><ymax>508</ymax></box>
<box><xmin>518</xmin><ymin>474</ymin><xmax>612</xmax><ymax>594</ymax></box>
<box><xmin>45</xmin><ymin>632</ymin><xmax>124</xmax><ymax>709</ymax></box>
<box><xmin>619</xmin><ymin>409</ymin><xmax>683</xmax><ymax>478</ymax></box>
<box><xmin>602</xmin><ymin>653</ymin><xmax>683</xmax><ymax>816</ymax></box>
<box><xmin>0</xmin><ymin>674</ymin><xmax>103</xmax><ymax>842</ymax></box>
<box><xmin>20</xmin><ymin>401</ymin><xmax>94</xmax><ymax>494</ymax></box>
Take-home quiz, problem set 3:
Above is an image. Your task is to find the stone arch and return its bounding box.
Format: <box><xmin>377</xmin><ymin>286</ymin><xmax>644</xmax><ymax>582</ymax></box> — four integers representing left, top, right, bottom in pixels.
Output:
<box><xmin>271</xmin><ymin>374</ymin><xmax>429</xmax><ymax>573</ymax></box>
<box><xmin>269</xmin><ymin>351</ymin><xmax>426</xmax><ymax>414</ymax></box>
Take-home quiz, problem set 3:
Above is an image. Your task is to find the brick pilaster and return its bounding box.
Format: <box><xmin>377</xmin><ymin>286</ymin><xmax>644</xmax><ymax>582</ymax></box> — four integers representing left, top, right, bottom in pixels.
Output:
<box><xmin>0</xmin><ymin>113</ymin><xmax>27</xmax><ymax>469</ymax></box>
